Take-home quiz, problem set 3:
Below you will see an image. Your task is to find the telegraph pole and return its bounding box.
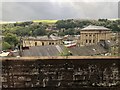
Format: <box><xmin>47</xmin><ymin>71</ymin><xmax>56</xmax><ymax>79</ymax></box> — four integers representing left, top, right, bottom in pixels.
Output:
<box><xmin>118</xmin><ymin>32</ymin><xmax>120</xmax><ymax>56</ymax></box>
<box><xmin>19</xmin><ymin>36</ymin><xmax>23</xmax><ymax>57</ymax></box>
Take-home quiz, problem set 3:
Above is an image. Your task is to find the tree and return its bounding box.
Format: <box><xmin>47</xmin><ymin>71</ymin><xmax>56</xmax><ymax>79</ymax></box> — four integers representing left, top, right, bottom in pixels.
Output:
<box><xmin>4</xmin><ymin>33</ymin><xmax>18</xmax><ymax>46</ymax></box>
<box><xmin>64</xmin><ymin>29</ymin><xmax>74</xmax><ymax>35</ymax></box>
<box><xmin>2</xmin><ymin>41</ymin><xmax>11</xmax><ymax>50</ymax></box>
<box><xmin>33</xmin><ymin>25</ymin><xmax>46</xmax><ymax>36</ymax></box>
<box><xmin>14</xmin><ymin>21</ymin><xmax>33</xmax><ymax>27</ymax></box>
<box><xmin>15</xmin><ymin>27</ymin><xmax>30</xmax><ymax>36</ymax></box>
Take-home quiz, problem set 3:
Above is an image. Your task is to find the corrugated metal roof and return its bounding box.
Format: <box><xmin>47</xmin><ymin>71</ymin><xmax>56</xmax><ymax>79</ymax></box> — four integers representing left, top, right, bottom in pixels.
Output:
<box><xmin>81</xmin><ymin>25</ymin><xmax>110</xmax><ymax>31</ymax></box>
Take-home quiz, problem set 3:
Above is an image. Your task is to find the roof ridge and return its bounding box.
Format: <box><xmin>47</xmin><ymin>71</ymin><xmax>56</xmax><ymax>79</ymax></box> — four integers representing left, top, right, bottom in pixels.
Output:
<box><xmin>81</xmin><ymin>25</ymin><xmax>110</xmax><ymax>30</ymax></box>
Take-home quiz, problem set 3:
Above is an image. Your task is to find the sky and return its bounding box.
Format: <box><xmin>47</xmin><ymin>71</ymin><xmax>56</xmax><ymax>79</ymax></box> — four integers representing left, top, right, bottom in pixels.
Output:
<box><xmin>0</xmin><ymin>0</ymin><xmax>119</xmax><ymax>22</ymax></box>
<box><xmin>118</xmin><ymin>1</ymin><xmax>120</xmax><ymax>18</ymax></box>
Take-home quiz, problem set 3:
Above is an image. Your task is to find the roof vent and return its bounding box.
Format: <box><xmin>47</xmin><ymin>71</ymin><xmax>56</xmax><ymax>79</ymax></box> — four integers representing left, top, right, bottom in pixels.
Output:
<box><xmin>107</xmin><ymin>40</ymin><xmax>110</xmax><ymax>43</ymax></box>
<box><xmin>93</xmin><ymin>48</ymin><xmax>96</xmax><ymax>51</ymax></box>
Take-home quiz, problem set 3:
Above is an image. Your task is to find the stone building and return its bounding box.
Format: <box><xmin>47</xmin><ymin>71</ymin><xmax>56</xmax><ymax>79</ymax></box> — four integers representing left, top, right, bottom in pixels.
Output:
<box><xmin>80</xmin><ymin>25</ymin><xmax>111</xmax><ymax>46</ymax></box>
<box><xmin>22</xmin><ymin>35</ymin><xmax>63</xmax><ymax>47</ymax></box>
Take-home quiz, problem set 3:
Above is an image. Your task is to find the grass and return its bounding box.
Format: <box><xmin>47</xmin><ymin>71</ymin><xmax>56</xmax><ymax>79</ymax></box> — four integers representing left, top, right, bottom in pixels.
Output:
<box><xmin>33</xmin><ymin>20</ymin><xmax>58</xmax><ymax>24</ymax></box>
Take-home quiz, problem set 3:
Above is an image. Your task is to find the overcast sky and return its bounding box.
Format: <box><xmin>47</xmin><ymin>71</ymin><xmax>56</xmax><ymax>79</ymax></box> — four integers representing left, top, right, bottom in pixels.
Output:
<box><xmin>1</xmin><ymin>0</ymin><xmax>119</xmax><ymax>22</ymax></box>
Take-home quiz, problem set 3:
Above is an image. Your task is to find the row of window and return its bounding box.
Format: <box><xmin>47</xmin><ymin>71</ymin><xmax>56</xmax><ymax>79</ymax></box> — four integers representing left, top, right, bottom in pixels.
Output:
<box><xmin>86</xmin><ymin>34</ymin><xmax>96</xmax><ymax>37</ymax></box>
<box><xmin>35</xmin><ymin>42</ymin><xmax>59</xmax><ymax>46</ymax></box>
<box><xmin>86</xmin><ymin>39</ymin><xmax>95</xmax><ymax>43</ymax></box>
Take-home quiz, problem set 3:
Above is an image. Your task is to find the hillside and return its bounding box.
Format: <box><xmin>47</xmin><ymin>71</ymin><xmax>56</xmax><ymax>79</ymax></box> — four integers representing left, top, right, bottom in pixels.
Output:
<box><xmin>33</xmin><ymin>20</ymin><xmax>58</xmax><ymax>24</ymax></box>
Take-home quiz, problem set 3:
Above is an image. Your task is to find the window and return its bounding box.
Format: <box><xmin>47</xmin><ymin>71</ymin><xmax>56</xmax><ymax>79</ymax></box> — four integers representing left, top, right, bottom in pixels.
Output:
<box><xmin>86</xmin><ymin>35</ymin><xmax>88</xmax><ymax>36</ymax></box>
<box><xmin>52</xmin><ymin>43</ymin><xmax>54</xmax><ymax>45</ymax></box>
<box><xmin>35</xmin><ymin>42</ymin><xmax>37</xmax><ymax>46</ymax></box>
<box><xmin>42</xmin><ymin>42</ymin><xmax>44</xmax><ymax>46</ymax></box>
<box><xmin>89</xmin><ymin>40</ymin><xmax>91</xmax><ymax>43</ymax></box>
<box><xmin>93</xmin><ymin>40</ymin><xmax>95</xmax><ymax>43</ymax></box>
<box><xmin>49</xmin><ymin>42</ymin><xmax>51</xmax><ymax>45</ymax></box>
<box><xmin>86</xmin><ymin>40</ymin><xmax>88</xmax><ymax>43</ymax></box>
<box><xmin>89</xmin><ymin>34</ymin><xmax>91</xmax><ymax>36</ymax></box>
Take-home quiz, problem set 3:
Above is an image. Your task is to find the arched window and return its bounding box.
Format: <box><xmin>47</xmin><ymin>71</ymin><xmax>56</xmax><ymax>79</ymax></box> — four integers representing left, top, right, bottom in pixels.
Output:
<box><xmin>89</xmin><ymin>40</ymin><xmax>91</xmax><ymax>43</ymax></box>
<box><xmin>42</xmin><ymin>42</ymin><xmax>44</xmax><ymax>46</ymax></box>
<box><xmin>35</xmin><ymin>42</ymin><xmax>37</xmax><ymax>46</ymax></box>
<box><xmin>49</xmin><ymin>42</ymin><xmax>51</xmax><ymax>45</ymax></box>
<box><xmin>52</xmin><ymin>43</ymin><xmax>54</xmax><ymax>45</ymax></box>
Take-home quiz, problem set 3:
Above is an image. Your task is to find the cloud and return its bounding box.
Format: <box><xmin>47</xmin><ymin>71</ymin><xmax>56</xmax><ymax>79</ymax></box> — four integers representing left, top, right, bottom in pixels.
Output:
<box><xmin>1</xmin><ymin>0</ymin><xmax>119</xmax><ymax>2</ymax></box>
<box><xmin>118</xmin><ymin>1</ymin><xmax>120</xmax><ymax>18</ymax></box>
<box><xmin>2</xmin><ymin>2</ymin><xmax>118</xmax><ymax>21</ymax></box>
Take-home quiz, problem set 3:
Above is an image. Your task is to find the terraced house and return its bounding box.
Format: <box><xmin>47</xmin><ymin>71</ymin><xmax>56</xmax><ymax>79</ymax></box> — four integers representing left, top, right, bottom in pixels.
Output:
<box><xmin>22</xmin><ymin>35</ymin><xmax>63</xmax><ymax>47</ymax></box>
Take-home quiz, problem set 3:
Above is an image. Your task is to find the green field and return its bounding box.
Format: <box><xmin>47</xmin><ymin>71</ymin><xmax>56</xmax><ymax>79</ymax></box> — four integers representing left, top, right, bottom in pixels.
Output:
<box><xmin>33</xmin><ymin>20</ymin><xmax>58</xmax><ymax>24</ymax></box>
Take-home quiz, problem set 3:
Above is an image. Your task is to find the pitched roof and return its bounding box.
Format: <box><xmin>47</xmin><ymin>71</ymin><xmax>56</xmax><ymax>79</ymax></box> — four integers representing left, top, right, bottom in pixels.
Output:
<box><xmin>105</xmin><ymin>40</ymin><xmax>118</xmax><ymax>46</ymax></box>
<box><xmin>24</xmin><ymin>35</ymin><xmax>62</xmax><ymax>41</ymax></box>
<box><xmin>81</xmin><ymin>25</ymin><xmax>110</xmax><ymax>31</ymax></box>
<box><xmin>99</xmin><ymin>40</ymin><xmax>118</xmax><ymax>47</ymax></box>
<box><xmin>69</xmin><ymin>44</ymin><xmax>107</xmax><ymax>56</ymax></box>
<box><xmin>22</xmin><ymin>45</ymin><xmax>65</xmax><ymax>56</ymax></box>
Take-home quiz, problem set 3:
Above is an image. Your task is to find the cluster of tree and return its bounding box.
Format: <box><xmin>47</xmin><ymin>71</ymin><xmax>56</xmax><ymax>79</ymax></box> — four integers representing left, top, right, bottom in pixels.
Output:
<box><xmin>1</xmin><ymin>21</ymin><xmax>50</xmax><ymax>50</ymax></box>
<box><xmin>2</xmin><ymin>33</ymin><xmax>19</xmax><ymax>50</ymax></box>
<box><xmin>58</xmin><ymin>29</ymin><xmax>80</xmax><ymax>36</ymax></box>
<box><xmin>56</xmin><ymin>19</ymin><xmax>120</xmax><ymax>32</ymax></box>
<box><xmin>1</xmin><ymin>19</ymin><xmax>120</xmax><ymax>50</ymax></box>
<box><xmin>2</xmin><ymin>22</ymin><xmax>47</xmax><ymax>37</ymax></box>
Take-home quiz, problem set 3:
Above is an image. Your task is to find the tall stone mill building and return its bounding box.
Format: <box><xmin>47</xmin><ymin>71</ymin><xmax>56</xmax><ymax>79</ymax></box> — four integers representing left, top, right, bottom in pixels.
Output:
<box><xmin>80</xmin><ymin>25</ymin><xmax>111</xmax><ymax>46</ymax></box>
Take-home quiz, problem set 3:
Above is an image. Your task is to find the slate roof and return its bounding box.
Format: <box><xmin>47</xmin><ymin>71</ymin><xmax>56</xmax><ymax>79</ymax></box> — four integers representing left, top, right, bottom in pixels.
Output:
<box><xmin>64</xmin><ymin>35</ymin><xmax>80</xmax><ymax>40</ymax></box>
<box><xmin>24</xmin><ymin>35</ymin><xmax>62</xmax><ymax>41</ymax></box>
<box><xmin>14</xmin><ymin>40</ymin><xmax>116</xmax><ymax>57</ymax></box>
<box><xmin>22</xmin><ymin>45</ymin><xmax>65</xmax><ymax>56</ymax></box>
<box><xmin>14</xmin><ymin>44</ymin><xmax>108</xmax><ymax>57</ymax></box>
<box><xmin>69</xmin><ymin>44</ymin><xmax>107</xmax><ymax>56</ymax></box>
<box><xmin>98</xmin><ymin>40</ymin><xmax>118</xmax><ymax>49</ymax></box>
<box><xmin>81</xmin><ymin>25</ymin><xmax>110</xmax><ymax>31</ymax></box>
<box><xmin>105</xmin><ymin>40</ymin><xmax>118</xmax><ymax>47</ymax></box>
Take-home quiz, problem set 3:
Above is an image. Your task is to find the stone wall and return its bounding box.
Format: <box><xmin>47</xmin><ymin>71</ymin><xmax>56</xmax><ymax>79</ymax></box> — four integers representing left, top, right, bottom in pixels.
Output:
<box><xmin>1</xmin><ymin>58</ymin><xmax>120</xmax><ymax>89</ymax></box>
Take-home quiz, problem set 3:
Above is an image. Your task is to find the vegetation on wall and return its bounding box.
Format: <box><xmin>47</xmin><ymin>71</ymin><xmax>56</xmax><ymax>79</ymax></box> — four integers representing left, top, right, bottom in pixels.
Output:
<box><xmin>59</xmin><ymin>47</ymin><xmax>72</xmax><ymax>56</ymax></box>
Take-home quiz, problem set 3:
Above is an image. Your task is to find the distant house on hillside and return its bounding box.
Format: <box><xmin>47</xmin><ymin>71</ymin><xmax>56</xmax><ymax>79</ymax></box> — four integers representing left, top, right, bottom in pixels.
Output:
<box><xmin>80</xmin><ymin>25</ymin><xmax>112</xmax><ymax>46</ymax></box>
